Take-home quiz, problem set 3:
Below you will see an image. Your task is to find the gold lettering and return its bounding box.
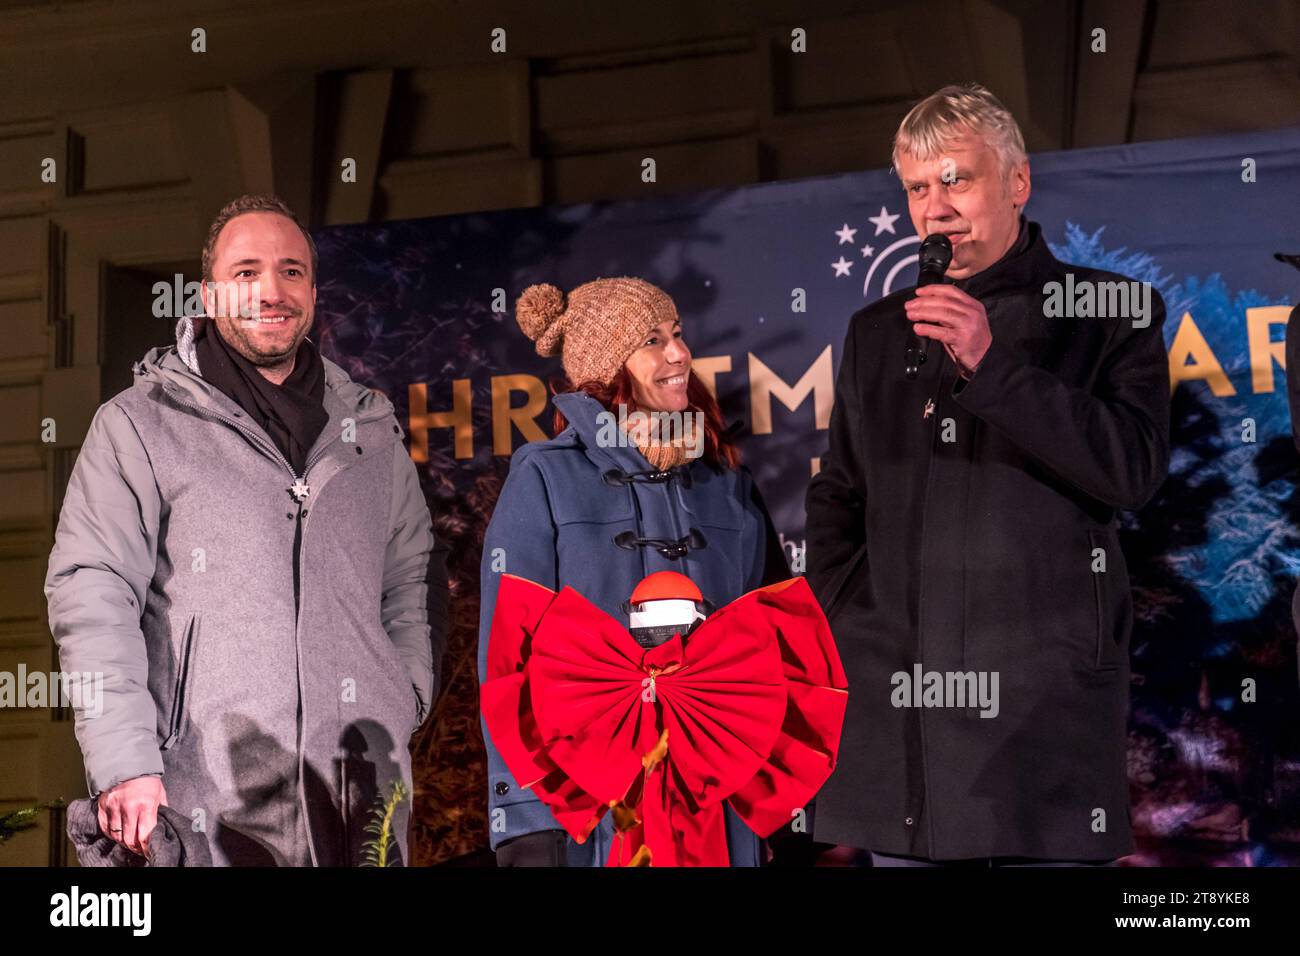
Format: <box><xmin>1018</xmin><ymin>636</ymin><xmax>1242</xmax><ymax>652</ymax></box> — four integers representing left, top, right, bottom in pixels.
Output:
<box><xmin>491</xmin><ymin>374</ymin><xmax>548</xmax><ymax>456</ymax></box>
<box><xmin>690</xmin><ymin>355</ymin><xmax>732</xmax><ymax>398</ymax></box>
<box><xmin>1168</xmin><ymin>312</ymin><xmax>1236</xmax><ymax>397</ymax></box>
<box><xmin>748</xmin><ymin>346</ymin><xmax>834</xmax><ymax>435</ymax></box>
<box><xmin>1246</xmin><ymin>305</ymin><xmax>1291</xmax><ymax>394</ymax></box>
<box><xmin>409</xmin><ymin>379</ymin><xmax>473</xmax><ymax>461</ymax></box>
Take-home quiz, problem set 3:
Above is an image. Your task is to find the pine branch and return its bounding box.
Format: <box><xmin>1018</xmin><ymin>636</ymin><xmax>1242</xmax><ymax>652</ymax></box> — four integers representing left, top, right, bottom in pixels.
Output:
<box><xmin>0</xmin><ymin>800</ymin><xmax>64</xmax><ymax>847</ymax></box>
<box><xmin>358</xmin><ymin>780</ymin><xmax>409</xmax><ymax>867</ymax></box>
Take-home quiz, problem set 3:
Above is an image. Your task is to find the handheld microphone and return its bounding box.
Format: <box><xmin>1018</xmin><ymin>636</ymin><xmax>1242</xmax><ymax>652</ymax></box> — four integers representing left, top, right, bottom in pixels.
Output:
<box><xmin>904</xmin><ymin>233</ymin><xmax>954</xmax><ymax>379</ymax></box>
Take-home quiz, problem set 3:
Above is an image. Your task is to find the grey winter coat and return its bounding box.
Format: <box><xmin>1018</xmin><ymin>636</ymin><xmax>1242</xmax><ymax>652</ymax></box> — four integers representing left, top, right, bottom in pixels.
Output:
<box><xmin>45</xmin><ymin>317</ymin><xmax>438</xmax><ymax>866</ymax></box>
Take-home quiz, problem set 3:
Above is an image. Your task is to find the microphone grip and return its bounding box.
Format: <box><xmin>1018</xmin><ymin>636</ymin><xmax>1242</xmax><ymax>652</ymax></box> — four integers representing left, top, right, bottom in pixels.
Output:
<box><xmin>905</xmin><ymin>274</ymin><xmax>943</xmax><ymax>379</ymax></box>
<box><xmin>905</xmin><ymin>234</ymin><xmax>953</xmax><ymax>379</ymax></box>
<box><xmin>908</xmin><ymin>271</ymin><xmax>945</xmax><ymax>375</ymax></box>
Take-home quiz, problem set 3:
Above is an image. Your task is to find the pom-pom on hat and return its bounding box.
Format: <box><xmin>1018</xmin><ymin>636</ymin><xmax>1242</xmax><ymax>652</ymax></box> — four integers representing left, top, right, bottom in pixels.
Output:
<box><xmin>515</xmin><ymin>277</ymin><xmax>680</xmax><ymax>387</ymax></box>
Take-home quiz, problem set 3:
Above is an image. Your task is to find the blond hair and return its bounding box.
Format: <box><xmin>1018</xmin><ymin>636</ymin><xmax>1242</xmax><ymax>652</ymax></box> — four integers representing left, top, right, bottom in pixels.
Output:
<box><xmin>892</xmin><ymin>83</ymin><xmax>1027</xmax><ymax>182</ymax></box>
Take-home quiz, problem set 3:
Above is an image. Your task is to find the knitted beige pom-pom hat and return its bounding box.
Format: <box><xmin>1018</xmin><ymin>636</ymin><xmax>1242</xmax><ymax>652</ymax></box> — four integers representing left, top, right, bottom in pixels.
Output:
<box><xmin>515</xmin><ymin>277</ymin><xmax>680</xmax><ymax>387</ymax></box>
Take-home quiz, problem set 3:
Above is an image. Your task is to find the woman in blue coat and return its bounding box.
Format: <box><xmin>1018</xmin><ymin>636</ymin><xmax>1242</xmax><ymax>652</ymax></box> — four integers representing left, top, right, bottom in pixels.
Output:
<box><xmin>478</xmin><ymin>277</ymin><xmax>788</xmax><ymax>866</ymax></box>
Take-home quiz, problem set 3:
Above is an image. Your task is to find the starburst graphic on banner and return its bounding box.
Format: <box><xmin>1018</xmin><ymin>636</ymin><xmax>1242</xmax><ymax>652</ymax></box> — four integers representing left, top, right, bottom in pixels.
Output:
<box><xmin>828</xmin><ymin>206</ymin><xmax>919</xmax><ymax>298</ymax></box>
<box><xmin>868</xmin><ymin>206</ymin><xmax>900</xmax><ymax>235</ymax></box>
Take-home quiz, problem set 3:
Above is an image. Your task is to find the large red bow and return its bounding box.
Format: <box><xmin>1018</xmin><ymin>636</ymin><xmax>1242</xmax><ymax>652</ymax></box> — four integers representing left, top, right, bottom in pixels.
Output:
<box><xmin>480</xmin><ymin>575</ymin><xmax>848</xmax><ymax>866</ymax></box>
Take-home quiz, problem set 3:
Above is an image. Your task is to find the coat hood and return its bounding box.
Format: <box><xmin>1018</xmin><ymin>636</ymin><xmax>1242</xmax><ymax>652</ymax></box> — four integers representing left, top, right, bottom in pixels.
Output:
<box><xmin>547</xmin><ymin>390</ymin><xmax>716</xmax><ymax>476</ymax></box>
<box><xmin>540</xmin><ymin>390</ymin><xmax>656</xmax><ymax>475</ymax></box>
<box><xmin>131</xmin><ymin>315</ymin><xmax>396</xmax><ymax>424</ymax></box>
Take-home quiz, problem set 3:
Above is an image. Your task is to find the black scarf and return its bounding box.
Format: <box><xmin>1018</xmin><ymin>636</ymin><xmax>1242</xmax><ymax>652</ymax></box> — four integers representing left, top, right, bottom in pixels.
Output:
<box><xmin>192</xmin><ymin>316</ymin><xmax>329</xmax><ymax>476</ymax></box>
<box><xmin>952</xmin><ymin>213</ymin><xmax>1038</xmax><ymax>300</ymax></box>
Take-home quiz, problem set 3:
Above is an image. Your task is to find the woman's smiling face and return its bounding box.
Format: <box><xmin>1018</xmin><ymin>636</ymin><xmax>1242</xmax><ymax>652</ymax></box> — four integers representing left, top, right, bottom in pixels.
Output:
<box><xmin>625</xmin><ymin>319</ymin><xmax>691</xmax><ymax>412</ymax></box>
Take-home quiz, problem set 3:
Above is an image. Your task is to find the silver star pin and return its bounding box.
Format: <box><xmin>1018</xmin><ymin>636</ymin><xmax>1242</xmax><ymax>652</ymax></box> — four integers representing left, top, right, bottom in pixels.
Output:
<box><xmin>290</xmin><ymin>479</ymin><xmax>311</xmax><ymax>502</ymax></box>
<box><xmin>923</xmin><ymin>398</ymin><xmax>935</xmax><ymax>420</ymax></box>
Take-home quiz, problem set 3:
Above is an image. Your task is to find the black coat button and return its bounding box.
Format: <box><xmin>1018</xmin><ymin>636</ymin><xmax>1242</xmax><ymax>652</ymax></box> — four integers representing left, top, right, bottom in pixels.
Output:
<box><xmin>494</xmin><ymin>781</ymin><xmax>510</xmax><ymax>796</ymax></box>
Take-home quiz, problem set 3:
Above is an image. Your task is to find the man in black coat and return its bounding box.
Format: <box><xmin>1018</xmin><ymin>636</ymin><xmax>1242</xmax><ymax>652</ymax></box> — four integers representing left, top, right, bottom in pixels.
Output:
<box><xmin>805</xmin><ymin>84</ymin><xmax>1171</xmax><ymax>865</ymax></box>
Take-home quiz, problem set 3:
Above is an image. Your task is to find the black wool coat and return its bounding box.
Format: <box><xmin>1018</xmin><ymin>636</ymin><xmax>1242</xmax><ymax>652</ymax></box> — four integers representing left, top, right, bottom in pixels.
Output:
<box><xmin>805</xmin><ymin>218</ymin><xmax>1171</xmax><ymax>861</ymax></box>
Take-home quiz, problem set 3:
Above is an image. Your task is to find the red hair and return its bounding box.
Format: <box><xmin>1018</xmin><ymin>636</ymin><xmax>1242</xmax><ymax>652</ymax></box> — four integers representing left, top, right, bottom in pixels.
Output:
<box><xmin>550</xmin><ymin>366</ymin><xmax>741</xmax><ymax>470</ymax></box>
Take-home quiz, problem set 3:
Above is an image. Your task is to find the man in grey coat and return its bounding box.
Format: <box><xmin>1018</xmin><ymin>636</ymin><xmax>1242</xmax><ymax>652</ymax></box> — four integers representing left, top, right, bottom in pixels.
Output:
<box><xmin>45</xmin><ymin>195</ymin><xmax>441</xmax><ymax>866</ymax></box>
